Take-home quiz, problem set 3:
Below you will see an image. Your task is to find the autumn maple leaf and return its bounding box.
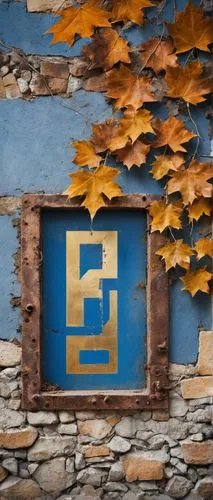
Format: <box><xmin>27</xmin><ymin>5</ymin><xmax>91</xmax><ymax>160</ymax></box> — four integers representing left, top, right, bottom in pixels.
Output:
<box><xmin>148</xmin><ymin>200</ymin><xmax>183</xmax><ymax>232</ymax></box>
<box><xmin>167</xmin><ymin>1</ymin><xmax>213</xmax><ymax>53</ymax></box>
<box><xmin>82</xmin><ymin>29</ymin><xmax>130</xmax><ymax>70</ymax></box>
<box><xmin>167</xmin><ymin>160</ymin><xmax>213</xmax><ymax>205</ymax></box>
<box><xmin>64</xmin><ymin>165</ymin><xmax>123</xmax><ymax>219</ymax></box>
<box><xmin>47</xmin><ymin>1</ymin><xmax>111</xmax><ymax>46</ymax></box>
<box><xmin>109</xmin><ymin>108</ymin><xmax>154</xmax><ymax>151</ymax></box>
<box><xmin>151</xmin><ymin>154</ymin><xmax>184</xmax><ymax>180</ymax></box>
<box><xmin>166</xmin><ymin>61</ymin><xmax>212</xmax><ymax>105</ymax></box>
<box><xmin>72</xmin><ymin>140</ymin><xmax>102</xmax><ymax>168</ymax></box>
<box><xmin>141</xmin><ymin>38</ymin><xmax>178</xmax><ymax>73</ymax></box>
<box><xmin>110</xmin><ymin>0</ymin><xmax>153</xmax><ymax>25</ymax></box>
<box><xmin>106</xmin><ymin>65</ymin><xmax>157</xmax><ymax>110</ymax></box>
<box><xmin>92</xmin><ymin>119</ymin><xmax>116</xmax><ymax>153</ymax></box>
<box><xmin>113</xmin><ymin>140</ymin><xmax>150</xmax><ymax>169</ymax></box>
<box><xmin>181</xmin><ymin>267</ymin><xmax>212</xmax><ymax>296</ymax></box>
<box><xmin>156</xmin><ymin>240</ymin><xmax>193</xmax><ymax>271</ymax></box>
<box><xmin>194</xmin><ymin>239</ymin><xmax>213</xmax><ymax>261</ymax></box>
<box><xmin>188</xmin><ymin>198</ymin><xmax>212</xmax><ymax>222</ymax></box>
<box><xmin>153</xmin><ymin>117</ymin><xmax>195</xmax><ymax>153</ymax></box>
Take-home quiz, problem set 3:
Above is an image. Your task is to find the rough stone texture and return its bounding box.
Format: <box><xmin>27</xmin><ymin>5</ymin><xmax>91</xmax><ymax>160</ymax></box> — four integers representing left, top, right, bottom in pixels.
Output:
<box><xmin>27</xmin><ymin>411</ymin><xmax>58</xmax><ymax>425</ymax></box>
<box><xmin>108</xmin><ymin>436</ymin><xmax>131</xmax><ymax>454</ymax></box>
<box><xmin>195</xmin><ymin>477</ymin><xmax>213</xmax><ymax>497</ymax></box>
<box><xmin>27</xmin><ymin>0</ymin><xmax>73</xmax><ymax>11</ymax></box>
<box><xmin>181</xmin><ymin>440</ymin><xmax>213</xmax><ymax>464</ymax></box>
<box><xmin>170</xmin><ymin>398</ymin><xmax>189</xmax><ymax>417</ymax></box>
<box><xmin>197</xmin><ymin>331</ymin><xmax>213</xmax><ymax>376</ymax></box>
<box><xmin>77</xmin><ymin>467</ymin><xmax>106</xmax><ymax>487</ymax></box>
<box><xmin>78</xmin><ymin>419</ymin><xmax>112</xmax><ymax>439</ymax></box>
<box><xmin>57</xmin><ymin>423</ymin><xmax>78</xmax><ymax>435</ymax></box>
<box><xmin>0</xmin><ymin>476</ymin><xmax>41</xmax><ymax>498</ymax></box>
<box><xmin>0</xmin><ymin>409</ymin><xmax>25</xmax><ymax>430</ymax></box>
<box><xmin>59</xmin><ymin>411</ymin><xmax>75</xmax><ymax>423</ymax></box>
<box><xmin>122</xmin><ymin>453</ymin><xmax>164</xmax><ymax>481</ymax></box>
<box><xmin>0</xmin><ymin>428</ymin><xmax>38</xmax><ymax>449</ymax></box>
<box><xmin>115</xmin><ymin>417</ymin><xmax>137</xmax><ymax>438</ymax></box>
<box><xmin>28</xmin><ymin>436</ymin><xmax>76</xmax><ymax>461</ymax></box>
<box><xmin>181</xmin><ymin>377</ymin><xmax>213</xmax><ymax>399</ymax></box>
<box><xmin>0</xmin><ymin>465</ymin><xmax>8</xmax><ymax>482</ymax></box>
<box><xmin>40</xmin><ymin>61</ymin><xmax>69</xmax><ymax>79</ymax></box>
<box><xmin>34</xmin><ymin>457</ymin><xmax>76</xmax><ymax>495</ymax></box>
<box><xmin>108</xmin><ymin>462</ymin><xmax>124</xmax><ymax>482</ymax></box>
<box><xmin>165</xmin><ymin>475</ymin><xmax>193</xmax><ymax>498</ymax></box>
<box><xmin>0</xmin><ymin>341</ymin><xmax>21</xmax><ymax>367</ymax></box>
<box><xmin>83</xmin><ymin>446</ymin><xmax>111</xmax><ymax>458</ymax></box>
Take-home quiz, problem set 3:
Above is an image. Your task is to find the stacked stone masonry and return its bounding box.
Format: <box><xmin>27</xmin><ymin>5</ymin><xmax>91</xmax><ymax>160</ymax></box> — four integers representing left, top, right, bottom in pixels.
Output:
<box><xmin>0</xmin><ymin>332</ymin><xmax>212</xmax><ymax>499</ymax></box>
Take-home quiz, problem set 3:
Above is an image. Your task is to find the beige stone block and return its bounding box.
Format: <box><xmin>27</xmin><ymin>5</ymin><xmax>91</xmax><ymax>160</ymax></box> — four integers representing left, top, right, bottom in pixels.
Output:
<box><xmin>123</xmin><ymin>454</ymin><xmax>164</xmax><ymax>481</ymax></box>
<box><xmin>0</xmin><ymin>465</ymin><xmax>8</xmax><ymax>483</ymax></box>
<box><xmin>181</xmin><ymin>440</ymin><xmax>213</xmax><ymax>464</ymax></box>
<box><xmin>27</xmin><ymin>0</ymin><xmax>73</xmax><ymax>12</ymax></box>
<box><xmin>0</xmin><ymin>341</ymin><xmax>21</xmax><ymax>367</ymax></box>
<box><xmin>181</xmin><ymin>376</ymin><xmax>213</xmax><ymax>399</ymax></box>
<box><xmin>78</xmin><ymin>419</ymin><xmax>112</xmax><ymax>439</ymax></box>
<box><xmin>5</xmin><ymin>85</ymin><xmax>22</xmax><ymax>99</ymax></box>
<box><xmin>0</xmin><ymin>77</ymin><xmax>6</xmax><ymax>98</ymax></box>
<box><xmin>40</xmin><ymin>61</ymin><xmax>69</xmax><ymax>80</ymax></box>
<box><xmin>197</xmin><ymin>331</ymin><xmax>213</xmax><ymax>375</ymax></box>
<box><xmin>83</xmin><ymin>446</ymin><xmax>111</xmax><ymax>458</ymax></box>
<box><xmin>2</xmin><ymin>73</ymin><xmax>17</xmax><ymax>87</ymax></box>
<box><xmin>0</xmin><ymin>428</ymin><xmax>38</xmax><ymax>449</ymax></box>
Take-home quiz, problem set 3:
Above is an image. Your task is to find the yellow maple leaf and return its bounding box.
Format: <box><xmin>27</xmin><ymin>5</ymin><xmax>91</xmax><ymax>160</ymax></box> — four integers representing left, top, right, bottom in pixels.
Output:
<box><xmin>167</xmin><ymin>1</ymin><xmax>213</xmax><ymax>53</ymax></box>
<box><xmin>113</xmin><ymin>140</ymin><xmax>150</xmax><ymax>169</ymax></box>
<box><xmin>64</xmin><ymin>165</ymin><xmax>123</xmax><ymax>219</ymax></box>
<box><xmin>109</xmin><ymin>108</ymin><xmax>154</xmax><ymax>151</ymax></box>
<box><xmin>141</xmin><ymin>38</ymin><xmax>178</xmax><ymax>73</ymax></box>
<box><xmin>110</xmin><ymin>0</ymin><xmax>153</xmax><ymax>25</ymax></box>
<box><xmin>167</xmin><ymin>160</ymin><xmax>213</xmax><ymax>205</ymax></box>
<box><xmin>47</xmin><ymin>0</ymin><xmax>111</xmax><ymax>46</ymax></box>
<box><xmin>156</xmin><ymin>239</ymin><xmax>193</xmax><ymax>271</ymax></box>
<box><xmin>148</xmin><ymin>200</ymin><xmax>183</xmax><ymax>232</ymax></box>
<box><xmin>166</xmin><ymin>61</ymin><xmax>212</xmax><ymax>105</ymax></box>
<box><xmin>72</xmin><ymin>140</ymin><xmax>102</xmax><ymax>168</ymax></box>
<box><xmin>194</xmin><ymin>239</ymin><xmax>213</xmax><ymax>260</ymax></box>
<box><xmin>153</xmin><ymin>117</ymin><xmax>195</xmax><ymax>153</ymax></box>
<box><xmin>106</xmin><ymin>64</ymin><xmax>157</xmax><ymax>110</ymax></box>
<box><xmin>83</xmin><ymin>29</ymin><xmax>130</xmax><ymax>70</ymax></box>
<box><xmin>181</xmin><ymin>267</ymin><xmax>212</xmax><ymax>296</ymax></box>
<box><xmin>188</xmin><ymin>198</ymin><xmax>212</xmax><ymax>222</ymax></box>
<box><xmin>151</xmin><ymin>154</ymin><xmax>185</xmax><ymax>180</ymax></box>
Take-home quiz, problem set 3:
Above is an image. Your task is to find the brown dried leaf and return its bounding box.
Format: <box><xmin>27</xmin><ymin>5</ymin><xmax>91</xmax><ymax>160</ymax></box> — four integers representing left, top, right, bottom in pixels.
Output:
<box><xmin>72</xmin><ymin>140</ymin><xmax>102</xmax><ymax>168</ymax></box>
<box><xmin>113</xmin><ymin>140</ymin><xmax>150</xmax><ymax>169</ymax></box>
<box><xmin>181</xmin><ymin>267</ymin><xmax>212</xmax><ymax>296</ymax></box>
<box><xmin>151</xmin><ymin>154</ymin><xmax>185</xmax><ymax>180</ymax></box>
<box><xmin>83</xmin><ymin>29</ymin><xmax>130</xmax><ymax>70</ymax></box>
<box><xmin>167</xmin><ymin>1</ymin><xmax>213</xmax><ymax>53</ymax></box>
<box><xmin>153</xmin><ymin>117</ymin><xmax>195</xmax><ymax>152</ymax></box>
<box><xmin>92</xmin><ymin>118</ymin><xmax>116</xmax><ymax>153</ymax></box>
<box><xmin>110</xmin><ymin>0</ymin><xmax>153</xmax><ymax>25</ymax></box>
<box><xmin>188</xmin><ymin>198</ymin><xmax>212</xmax><ymax>222</ymax></box>
<box><xmin>156</xmin><ymin>240</ymin><xmax>193</xmax><ymax>271</ymax></box>
<box><xmin>47</xmin><ymin>0</ymin><xmax>111</xmax><ymax>46</ymax></box>
<box><xmin>148</xmin><ymin>200</ymin><xmax>183</xmax><ymax>232</ymax></box>
<box><xmin>106</xmin><ymin>64</ymin><xmax>157</xmax><ymax>110</ymax></box>
<box><xmin>64</xmin><ymin>165</ymin><xmax>123</xmax><ymax>219</ymax></box>
<box><xmin>166</xmin><ymin>61</ymin><xmax>212</xmax><ymax>105</ymax></box>
<box><xmin>109</xmin><ymin>108</ymin><xmax>154</xmax><ymax>151</ymax></box>
<box><xmin>194</xmin><ymin>239</ymin><xmax>213</xmax><ymax>260</ymax></box>
<box><xmin>141</xmin><ymin>38</ymin><xmax>178</xmax><ymax>73</ymax></box>
<box><xmin>167</xmin><ymin>160</ymin><xmax>213</xmax><ymax>205</ymax></box>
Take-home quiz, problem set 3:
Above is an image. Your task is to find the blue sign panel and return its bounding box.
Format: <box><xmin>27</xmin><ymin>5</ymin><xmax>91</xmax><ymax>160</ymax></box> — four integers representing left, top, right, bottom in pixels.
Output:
<box><xmin>42</xmin><ymin>209</ymin><xmax>147</xmax><ymax>390</ymax></box>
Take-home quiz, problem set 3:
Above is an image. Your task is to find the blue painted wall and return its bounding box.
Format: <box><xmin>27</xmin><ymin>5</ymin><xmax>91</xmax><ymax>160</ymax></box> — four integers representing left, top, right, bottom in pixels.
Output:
<box><xmin>0</xmin><ymin>0</ymin><xmax>212</xmax><ymax>364</ymax></box>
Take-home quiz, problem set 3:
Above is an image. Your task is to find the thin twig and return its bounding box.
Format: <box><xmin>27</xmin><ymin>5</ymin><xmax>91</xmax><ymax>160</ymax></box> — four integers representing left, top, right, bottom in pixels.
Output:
<box><xmin>186</xmin><ymin>103</ymin><xmax>201</xmax><ymax>160</ymax></box>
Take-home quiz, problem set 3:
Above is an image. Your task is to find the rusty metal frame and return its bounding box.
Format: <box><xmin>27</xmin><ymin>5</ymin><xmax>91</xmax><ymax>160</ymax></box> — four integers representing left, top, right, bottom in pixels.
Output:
<box><xmin>21</xmin><ymin>194</ymin><xmax>169</xmax><ymax>411</ymax></box>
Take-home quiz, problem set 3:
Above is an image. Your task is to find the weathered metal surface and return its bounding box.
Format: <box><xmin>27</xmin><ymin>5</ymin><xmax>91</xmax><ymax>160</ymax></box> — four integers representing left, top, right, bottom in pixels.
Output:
<box><xmin>21</xmin><ymin>194</ymin><xmax>168</xmax><ymax>410</ymax></box>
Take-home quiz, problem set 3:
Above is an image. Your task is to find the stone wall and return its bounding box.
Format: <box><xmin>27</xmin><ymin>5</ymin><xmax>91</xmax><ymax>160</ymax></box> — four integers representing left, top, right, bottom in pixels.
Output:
<box><xmin>0</xmin><ymin>331</ymin><xmax>212</xmax><ymax>499</ymax></box>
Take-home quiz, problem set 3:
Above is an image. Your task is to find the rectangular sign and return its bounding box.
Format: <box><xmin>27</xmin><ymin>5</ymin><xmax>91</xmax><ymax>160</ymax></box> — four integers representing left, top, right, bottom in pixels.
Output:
<box><xmin>41</xmin><ymin>209</ymin><xmax>147</xmax><ymax>390</ymax></box>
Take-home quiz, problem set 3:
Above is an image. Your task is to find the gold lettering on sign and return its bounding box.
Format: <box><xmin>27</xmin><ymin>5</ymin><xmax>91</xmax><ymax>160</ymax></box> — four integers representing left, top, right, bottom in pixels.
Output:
<box><xmin>66</xmin><ymin>231</ymin><xmax>118</xmax><ymax>374</ymax></box>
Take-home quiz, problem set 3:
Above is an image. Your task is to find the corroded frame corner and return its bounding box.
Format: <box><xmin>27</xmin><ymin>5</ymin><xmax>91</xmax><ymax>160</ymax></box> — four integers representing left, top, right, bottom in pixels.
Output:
<box><xmin>21</xmin><ymin>194</ymin><xmax>169</xmax><ymax>411</ymax></box>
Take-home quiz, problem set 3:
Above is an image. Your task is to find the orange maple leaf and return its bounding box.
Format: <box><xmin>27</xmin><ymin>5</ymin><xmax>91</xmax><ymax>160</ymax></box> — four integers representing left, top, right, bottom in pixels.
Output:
<box><xmin>92</xmin><ymin>119</ymin><xmax>116</xmax><ymax>153</ymax></box>
<box><xmin>156</xmin><ymin>239</ymin><xmax>193</xmax><ymax>271</ymax></box>
<box><xmin>82</xmin><ymin>29</ymin><xmax>130</xmax><ymax>70</ymax></box>
<box><xmin>47</xmin><ymin>0</ymin><xmax>111</xmax><ymax>46</ymax></box>
<box><xmin>110</xmin><ymin>0</ymin><xmax>153</xmax><ymax>25</ymax></box>
<box><xmin>113</xmin><ymin>140</ymin><xmax>150</xmax><ymax>169</ymax></box>
<box><xmin>167</xmin><ymin>1</ymin><xmax>213</xmax><ymax>53</ymax></box>
<box><xmin>181</xmin><ymin>267</ymin><xmax>212</xmax><ymax>296</ymax></box>
<box><xmin>148</xmin><ymin>200</ymin><xmax>183</xmax><ymax>232</ymax></box>
<box><xmin>167</xmin><ymin>160</ymin><xmax>213</xmax><ymax>205</ymax></box>
<box><xmin>166</xmin><ymin>61</ymin><xmax>212</xmax><ymax>105</ymax></box>
<box><xmin>188</xmin><ymin>198</ymin><xmax>212</xmax><ymax>222</ymax></box>
<box><xmin>72</xmin><ymin>140</ymin><xmax>102</xmax><ymax>168</ymax></box>
<box><xmin>194</xmin><ymin>239</ymin><xmax>213</xmax><ymax>260</ymax></box>
<box><xmin>109</xmin><ymin>108</ymin><xmax>154</xmax><ymax>151</ymax></box>
<box><xmin>141</xmin><ymin>38</ymin><xmax>178</xmax><ymax>73</ymax></box>
<box><xmin>153</xmin><ymin>117</ymin><xmax>195</xmax><ymax>153</ymax></box>
<box><xmin>106</xmin><ymin>64</ymin><xmax>157</xmax><ymax>110</ymax></box>
<box><xmin>151</xmin><ymin>154</ymin><xmax>184</xmax><ymax>180</ymax></box>
<box><xmin>64</xmin><ymin>165</ymin><xmax>123</xmax><ymax>219</ymax></box>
